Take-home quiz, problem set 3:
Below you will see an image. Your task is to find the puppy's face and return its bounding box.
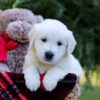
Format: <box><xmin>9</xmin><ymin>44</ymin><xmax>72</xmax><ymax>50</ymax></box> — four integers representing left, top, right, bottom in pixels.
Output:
<box><xmin>34</xmin><ymin>32</ymin><xmax>67</xmax><ymax>64</ymax></box>
<box><xmin>29</xmin><ymin>19</ymin><xmax>76</xmax><ymax>65</ymax></box>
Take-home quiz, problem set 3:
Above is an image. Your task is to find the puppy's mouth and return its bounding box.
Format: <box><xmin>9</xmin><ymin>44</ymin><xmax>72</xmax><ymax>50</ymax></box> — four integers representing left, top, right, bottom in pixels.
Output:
<box><xmin>38</xmin><ymin>60</ymin><xmax>54</xmax><ymax>68</ymax></box>
<box><xmin>33</xmin><ymin>48</ymin><xmax>55</xmax><ymax>65</ymax></box>
<box><xmin>42</xmin><ymin>58</ymin><xmax>54</xmax><ymax>64</ymax></box>
<box><xmin>40</xmin><ymin>55</ymin><xmax>55</xmax><ymax>65</ymax></box>
<box><xmin>37</xmin><ymin>55</ymin><xmax>55</xmax><ymax>67</ymax></box>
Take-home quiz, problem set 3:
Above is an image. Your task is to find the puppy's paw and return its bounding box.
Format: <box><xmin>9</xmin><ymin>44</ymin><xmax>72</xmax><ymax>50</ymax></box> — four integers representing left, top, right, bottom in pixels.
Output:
<box><xmin>24</xmin><ymin>71</ymin><xmax>40</xmax><ymax>91</ymax></box>
<box><xmin>25</xmin><ymin>77</ymin><xmax>40</xmax><ymax>91</ymax></box>
<box><xmin>43</xmin><ymin>75</ymin><xmax>57</xmax><ymax>92</ymax></box>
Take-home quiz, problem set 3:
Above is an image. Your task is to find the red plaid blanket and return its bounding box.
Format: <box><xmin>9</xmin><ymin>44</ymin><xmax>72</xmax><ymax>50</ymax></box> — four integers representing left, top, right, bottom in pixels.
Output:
<box><xmin>0</xmin><ymin>72</ymin><xmax>77</xmax><ymax>100</ymax></box>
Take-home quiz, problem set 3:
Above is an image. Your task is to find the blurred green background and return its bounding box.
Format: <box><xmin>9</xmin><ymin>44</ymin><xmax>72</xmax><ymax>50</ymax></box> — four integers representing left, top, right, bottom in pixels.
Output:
<box><xmin>0</xmin><ymin>0</ymin><xmax>100</xmax><ymax>100</ymax></box>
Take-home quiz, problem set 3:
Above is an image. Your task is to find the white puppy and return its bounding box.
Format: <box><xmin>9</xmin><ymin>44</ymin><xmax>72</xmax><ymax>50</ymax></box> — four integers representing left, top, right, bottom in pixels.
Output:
<box><xmin>23</xmin><ymin>19</ymin><xmax>83</xmax><ymax>92</ymax></box>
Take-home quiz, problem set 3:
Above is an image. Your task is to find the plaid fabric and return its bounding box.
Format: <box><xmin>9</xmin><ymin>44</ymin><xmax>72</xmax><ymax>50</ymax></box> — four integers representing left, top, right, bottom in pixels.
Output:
<box><xmin>0</xmin><ymin>72</ymin><xmax>77</xmax><ymax>100</ymax></box>
<box><xmin>0</xmin><ymin>72</ymin><xmax>27</xmax><ymax>100</ymax></box>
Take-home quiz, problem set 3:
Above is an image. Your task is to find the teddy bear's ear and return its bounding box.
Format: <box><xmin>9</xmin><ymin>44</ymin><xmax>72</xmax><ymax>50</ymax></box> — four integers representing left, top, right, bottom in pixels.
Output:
<box><xmin>35</xmin><ymin>15</ymin><xmax>44</xmax><ymax>23</ymax></box>
<box><xmin>66</xmin><ymin>30</ymin><xmax>77</xmax><ymax>54</ymax></box>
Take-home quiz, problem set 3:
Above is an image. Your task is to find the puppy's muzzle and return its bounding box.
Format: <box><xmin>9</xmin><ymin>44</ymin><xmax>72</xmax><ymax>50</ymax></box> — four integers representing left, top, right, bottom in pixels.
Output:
<box><xmin>45</xmin><ymin>51</ymin><xmax>54</xmax><ymax>61</ymax></box>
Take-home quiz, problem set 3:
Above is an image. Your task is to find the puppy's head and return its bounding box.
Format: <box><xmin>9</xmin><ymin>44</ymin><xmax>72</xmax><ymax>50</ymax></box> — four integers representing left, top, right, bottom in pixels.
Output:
<box><xmin>29</xmin><ymin>19</ymin><xmax>76</xmax><ymax>65</ymax></box>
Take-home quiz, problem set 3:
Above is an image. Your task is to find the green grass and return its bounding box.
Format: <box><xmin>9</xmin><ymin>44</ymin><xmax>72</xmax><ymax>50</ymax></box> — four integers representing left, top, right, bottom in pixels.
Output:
<box><xmin>79</xmin><ymin>87</ymin><xmax>100</xmax><ymax>100</ymax></box>
<box><xmin>79</xmin><ymin>71</ymin><xmax>100</xmax><ymax>100</ymax></box>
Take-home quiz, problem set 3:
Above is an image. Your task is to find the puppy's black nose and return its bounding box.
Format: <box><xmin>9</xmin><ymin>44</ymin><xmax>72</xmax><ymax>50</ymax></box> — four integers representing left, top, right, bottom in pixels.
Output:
<box><xmin>45</xmin><ymin>51</ymin><xmax>54</xmax><ymax>61</ymax></box>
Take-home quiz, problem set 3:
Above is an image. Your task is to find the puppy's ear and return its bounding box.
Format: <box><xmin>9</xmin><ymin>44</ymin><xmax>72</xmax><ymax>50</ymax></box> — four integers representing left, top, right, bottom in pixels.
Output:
<box><xmin>67</xmin><ymin>30</ymin><xmax>77</xmax><ymax>54</ymax></box>
<box><xmin>28</xmin><ymin>25</ymin><xmax>38</xmax><ymax>50</ymax></box>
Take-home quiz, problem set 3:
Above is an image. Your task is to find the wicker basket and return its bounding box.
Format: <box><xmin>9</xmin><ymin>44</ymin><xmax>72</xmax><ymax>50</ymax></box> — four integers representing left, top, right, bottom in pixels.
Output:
<box><xmin>64</xmin><ymin>83</ymin><xmax>79</xmax><ymax>100</ymax></box>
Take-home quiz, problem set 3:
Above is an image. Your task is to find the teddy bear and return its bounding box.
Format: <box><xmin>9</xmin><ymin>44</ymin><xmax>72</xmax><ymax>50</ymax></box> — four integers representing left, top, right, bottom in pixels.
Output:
<box><xmin>0</xmin><ymin>8</ymin><xmax>43</xmax><ymax>73</ymax></box>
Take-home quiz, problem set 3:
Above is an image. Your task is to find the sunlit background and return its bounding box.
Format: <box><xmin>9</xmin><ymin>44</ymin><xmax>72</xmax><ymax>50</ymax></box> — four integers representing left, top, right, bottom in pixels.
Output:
<box><xmin>0</xmin><ymin>0</ymin><xmax>100</xmax><ymax>100</ymax></box>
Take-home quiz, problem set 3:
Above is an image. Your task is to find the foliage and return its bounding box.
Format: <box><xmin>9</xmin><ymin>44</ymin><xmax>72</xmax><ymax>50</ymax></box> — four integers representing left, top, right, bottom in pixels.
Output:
<box><xmin>0</xmin><ymin>0</ymin><xmax>14</xmax><ymax>9</ymax></box>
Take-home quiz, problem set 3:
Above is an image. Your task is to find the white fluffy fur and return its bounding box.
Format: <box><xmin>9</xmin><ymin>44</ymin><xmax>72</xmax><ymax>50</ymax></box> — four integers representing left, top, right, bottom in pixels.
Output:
<box><xmin>23</xmin><ymin>19</ymin><xmax>83</xmax><ymax>92</ymax></box>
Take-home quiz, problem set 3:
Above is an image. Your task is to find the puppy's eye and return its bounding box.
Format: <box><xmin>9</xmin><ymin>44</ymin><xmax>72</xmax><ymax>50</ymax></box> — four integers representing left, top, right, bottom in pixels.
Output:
<box><xmin>57</xmin><ymin>41</ymin><xmax>62</xmax><ymax>46</ymax></box>
<box><xmin>41</xmin><ymin>38</ymin><xmax>47</xmax><ymax>42</ymax></box>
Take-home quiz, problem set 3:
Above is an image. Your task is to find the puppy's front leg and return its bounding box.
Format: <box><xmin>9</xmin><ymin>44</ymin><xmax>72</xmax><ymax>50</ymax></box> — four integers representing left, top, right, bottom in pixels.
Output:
<box><xmin>23</xmin><ymin>66</ymin><xmax>40</xmax><ymax>91</ymax></box>
<box><xmin>23</xmin><ymin>51</ymin><xmax>40</xmax><ymax>91</ymax></box>
<box><xmin>43</xmin><ymin>67</ymin><xmax>67</xmax><ymax>91</ymax></box>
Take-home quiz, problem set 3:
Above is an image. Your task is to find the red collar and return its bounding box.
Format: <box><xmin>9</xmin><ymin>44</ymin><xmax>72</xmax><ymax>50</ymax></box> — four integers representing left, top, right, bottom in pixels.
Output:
<box><xmin>0</xmin><ymin>32</ymin><xmax>19</xmax><ymax>62</ymax></box>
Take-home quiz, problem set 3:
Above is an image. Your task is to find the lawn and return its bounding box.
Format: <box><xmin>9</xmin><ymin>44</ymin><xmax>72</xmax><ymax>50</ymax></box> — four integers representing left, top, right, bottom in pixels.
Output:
<box><xmin>79</xmin><ymin>87</ymin><xmax>100</xmax><ymax>100</ymax></box>
<box><xmin>79</xmin><ymin>71</ymin><xmax>100</xmax><ymax>100</ymax></box>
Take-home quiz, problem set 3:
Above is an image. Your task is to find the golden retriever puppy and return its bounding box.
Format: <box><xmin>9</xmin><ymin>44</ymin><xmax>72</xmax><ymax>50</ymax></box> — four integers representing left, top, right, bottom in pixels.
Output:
<box><xmin>23</xmin><ymin>19</ymin><xmax>83</xmax><ymax>91</ymax></box>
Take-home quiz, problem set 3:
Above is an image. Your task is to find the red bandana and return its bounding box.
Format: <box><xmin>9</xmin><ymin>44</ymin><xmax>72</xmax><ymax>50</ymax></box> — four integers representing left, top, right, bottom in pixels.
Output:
<box><xmin>40</xmin><ymin>73</ymin><xmax>45</xmax><ymax>91</ymax></box>
<box><xmin>0</xmin><ymin>32</ymin><xmax>19</xmax><ymax>62</ymax></box>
